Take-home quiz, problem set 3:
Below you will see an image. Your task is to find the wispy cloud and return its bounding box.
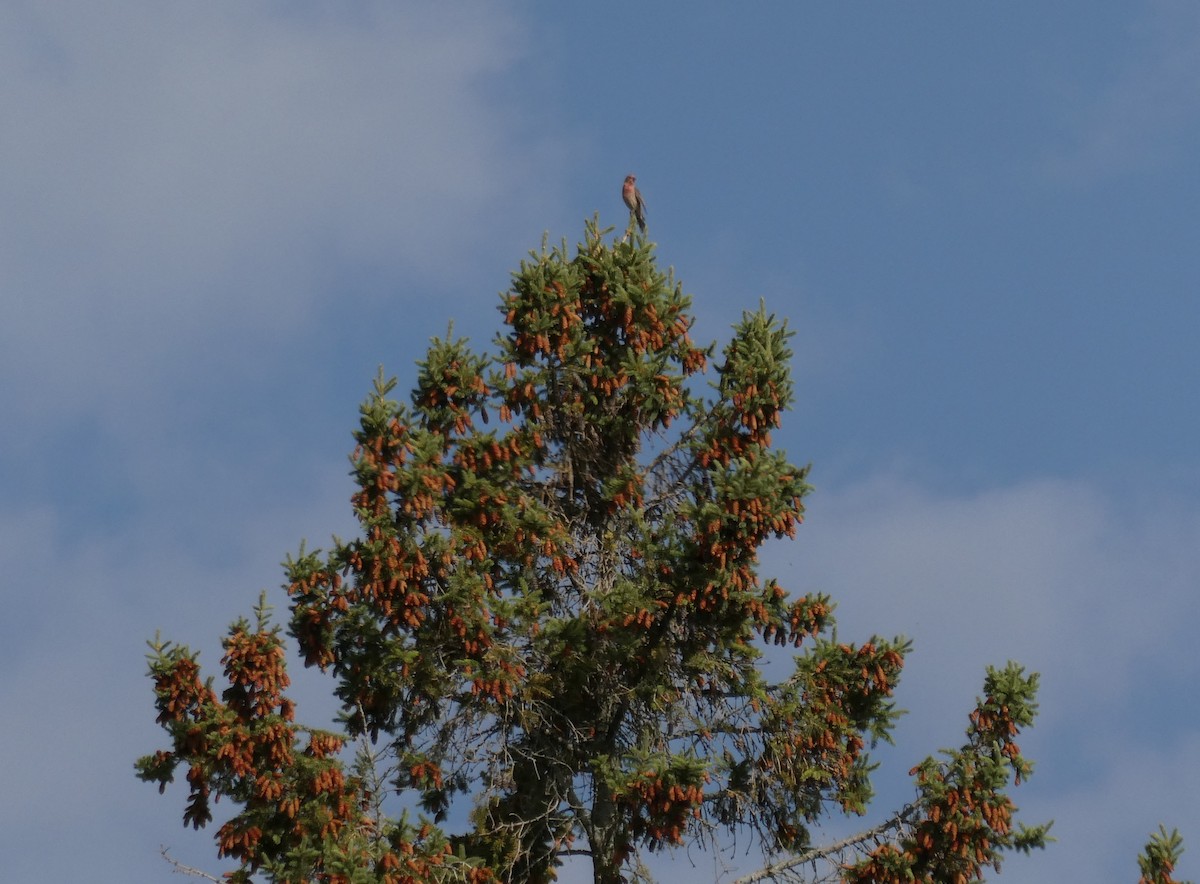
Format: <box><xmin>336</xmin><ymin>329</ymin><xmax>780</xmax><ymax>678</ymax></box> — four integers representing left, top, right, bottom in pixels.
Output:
<box><xmin>0</xmin><ymin>2</ymin><xmax>560</xmax><ymax>425</ymax></box>
<box><xmin>1045</xmin><ymin>0</ymin><xmax>1200</xmax><ymax>181</ymax></box>
<box><xmin>0</xmin><ymin>464</ymin><xmax>357</xmax><ymax>880</ymax></box>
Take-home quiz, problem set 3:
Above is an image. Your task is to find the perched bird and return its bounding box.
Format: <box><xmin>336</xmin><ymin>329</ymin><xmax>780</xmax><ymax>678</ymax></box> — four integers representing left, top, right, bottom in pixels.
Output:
<box><xmin>622</xmin><ymin>174</ymin><xmax>646</xmax><ymax>234</ymax></box>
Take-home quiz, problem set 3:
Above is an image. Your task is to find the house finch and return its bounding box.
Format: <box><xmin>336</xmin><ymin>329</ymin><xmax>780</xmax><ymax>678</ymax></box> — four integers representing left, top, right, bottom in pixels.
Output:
<box><xmin>622</xmin><ymin>175</ymin><xmax>646</xmax><ymax>234</ymax></box>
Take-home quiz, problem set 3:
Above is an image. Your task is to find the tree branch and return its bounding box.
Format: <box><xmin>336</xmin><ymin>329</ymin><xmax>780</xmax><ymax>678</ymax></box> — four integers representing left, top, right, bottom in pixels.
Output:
<box><xmin>732</xmin><ymin>804</ymin><xmax>918</xmax><ymax>884</ymax></box>
<box><xmin>159</xmin><ymin>846</ymin><xmax>223</xmax><ymax>882</ymax></box>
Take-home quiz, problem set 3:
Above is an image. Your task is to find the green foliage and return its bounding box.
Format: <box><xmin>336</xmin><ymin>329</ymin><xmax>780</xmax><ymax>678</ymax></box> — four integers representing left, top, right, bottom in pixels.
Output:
<box><xmin>136</xmin><ymin>595</ymin><xmax>477</xmax><ymax>882</ymax></box>
<box><xmin>843</xmin><ymin>664</ymin><xmax>1052</xmax><ymax>884</ymax></box>
<box><xmin>1139</xmin><ymin>826</ymin><xmax>1193</xmax><ymax>884</ymax></box>
<box><xmin>137</xmin><ymin>219</ymin><xmax>1174</xmax><ymax>883</ymax></box>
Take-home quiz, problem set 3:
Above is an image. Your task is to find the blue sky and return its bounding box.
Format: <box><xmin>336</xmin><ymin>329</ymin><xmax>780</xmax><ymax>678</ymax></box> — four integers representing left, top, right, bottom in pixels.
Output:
<box><xmin>3</xmin><ymin>2</ymin><xmax>1198</xmax><ymax>881</ymax></box>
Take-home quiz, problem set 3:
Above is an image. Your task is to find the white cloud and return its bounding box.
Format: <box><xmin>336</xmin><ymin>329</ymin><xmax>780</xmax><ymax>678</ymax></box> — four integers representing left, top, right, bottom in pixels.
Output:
<box><xmin>781</xmin><ymin>474</ymin><xmax>1198</xmax><ymax>715</ymax></box>
<box><xmin>1016</xmin><ymin>733</ymin><xmax>1200</xmax><ymax>883</ymax></box>
<box><xmin>0</xmin><ymin>2</ymin><xmax>562</xmax><ymax>424</ymax></box>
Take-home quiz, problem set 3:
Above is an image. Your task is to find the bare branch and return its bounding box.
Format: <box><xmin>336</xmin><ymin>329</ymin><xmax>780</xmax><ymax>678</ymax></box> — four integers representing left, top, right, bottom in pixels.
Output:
<box><xmin>732</xmin><ymin>805</ymin><xmax>918</xmax><ymax>884</ymax></box>
<box><xmin>159</xmin><ymin>846</ymin><xmax>223</xmax><ymax>882</ymax></box>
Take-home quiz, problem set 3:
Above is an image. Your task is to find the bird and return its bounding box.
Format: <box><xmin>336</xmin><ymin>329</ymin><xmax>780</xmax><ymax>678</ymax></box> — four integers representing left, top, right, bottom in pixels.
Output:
<box><xmin>622</xmin><ymin>174</ymin><xmax>646</xmax><ymax>234</ymax></box>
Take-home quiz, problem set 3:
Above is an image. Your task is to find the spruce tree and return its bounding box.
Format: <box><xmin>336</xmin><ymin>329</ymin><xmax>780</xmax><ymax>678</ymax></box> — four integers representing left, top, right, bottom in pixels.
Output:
<box><xmin>141</xmin><ymin>219</ymin><xmax>1138</xmax><ymax>884</ymax></box>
